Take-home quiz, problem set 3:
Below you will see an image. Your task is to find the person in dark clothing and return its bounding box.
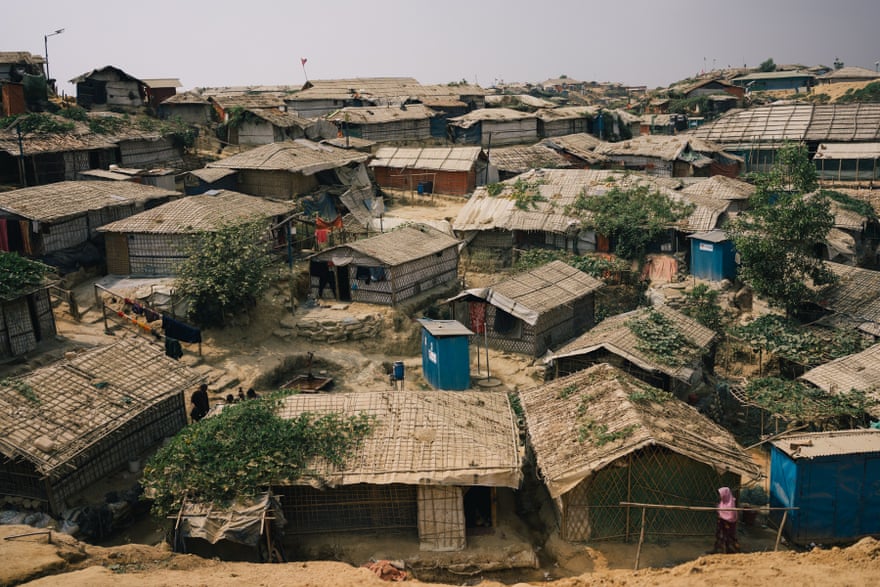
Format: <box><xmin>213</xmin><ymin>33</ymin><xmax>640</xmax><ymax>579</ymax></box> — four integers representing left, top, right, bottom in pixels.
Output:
<box><xmin>225</xmin><ymin>393</ymin><xmax>235</xmax><ymax>404</ymax></box>
<box><xmin>238</xmin><ymin>387</ymin><xmax>247</xmax><ymax>402</ymax></box>
<box><xmin>190</xmin><ymin>383</ymin><xmax>210</xmax><ymax>422</ymax></box>
<box><xmin>246</xmin><ymin>388</ymin><xmax>259</xmax><ymax>399</ymax></box>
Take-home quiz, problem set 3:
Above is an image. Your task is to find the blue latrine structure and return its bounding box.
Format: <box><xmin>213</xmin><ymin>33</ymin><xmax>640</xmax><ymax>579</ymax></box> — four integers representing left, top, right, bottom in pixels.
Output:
<box><xmin>417</xmin><ymin>319</ymin><xmax>473</xmax><ymax>391</ymax></box>
<box><xmin>769</xmin><ymin>430</ymin><xmax>880</xmax><ymax>545</ymax></box>
<box><xmin>688</xmin><ymin>230</ymin><xmax>736</xmax><ymax>282</ymax></box>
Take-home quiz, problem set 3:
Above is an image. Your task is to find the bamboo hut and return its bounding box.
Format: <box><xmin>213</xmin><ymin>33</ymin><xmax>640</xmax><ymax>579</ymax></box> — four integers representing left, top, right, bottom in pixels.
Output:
<box><xmin>325</xmin><ymin>104</ymin><xmax>436</xmax><ymax>143</ymax></box>
<box><xmin>594</xmin><ymin>135</ymin><xmax>743</xmax><ymax>178</ymax></box>
<box><xmin>0</xmin><ymin>254</ymin><xmax>55</xmax><ymax>358</ymax></box>
<box><xmin>273</xmin><ymin>391</ymin><xmax>522</xmax><ymax>551</ymax></box>
<box><xmin>0</xmin><ymin>181</ymin><xmax>178</xmax><ymax>259</ymax></box>
<box><xmin>307</xmin><ymin>225</ymin><xmax>460</xmax><ymax>306</ymax></box>
<box><xmin>799</xmin><ymin>343</ymin><xmax>880</xmax><ymax>421</ymax></box>
<box><xmin>546</xmin><ymin>305</ymin><xmax>716</xmax><ymax>395</ymax></box>
<box><xmin>369</xmin><ymin>146</ymin><xmax>491</xmax><ymax>195</ymax></box>
<box><xmin>519</xmin><ymin>364</ymin><xmax>760</xmax><ymax>542</ymax></box>
<box><xmin>0</xmin><ymin>337</ymin><xmax>202</xmax><ymax>515</ymax></box>
<box><xmin>97</xmin><ymin>190</ymin><xmax>295</xmax><ymax>276</ymax></box>
<box><xmin>205</xmin><ymin>139</ymin><xmax>370</xmax><ymax>200</ymax></box>
<box><xmin>447</xmin><ymin>261</ymin><xmax>604</xmax><ymax>357</ymax></box>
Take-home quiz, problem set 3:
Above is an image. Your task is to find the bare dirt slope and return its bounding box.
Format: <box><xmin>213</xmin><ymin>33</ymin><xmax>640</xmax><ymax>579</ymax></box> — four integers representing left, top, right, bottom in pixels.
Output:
<box><xmin>3</xmin><ymin>525</ymin><xmax>880</xmax><ymax>587</ymax></box>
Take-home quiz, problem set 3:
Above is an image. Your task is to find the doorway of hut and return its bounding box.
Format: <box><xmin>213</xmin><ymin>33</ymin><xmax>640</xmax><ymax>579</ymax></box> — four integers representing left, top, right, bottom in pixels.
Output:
<box><xmin>464</xmin><ymin>486</ymin><xmax>494</xmax><ymax>535</ymax></box>
<box><xmin>335</xmin><ymin>265</ymin><xmax>351</xmax><ymax>302</ymax></box>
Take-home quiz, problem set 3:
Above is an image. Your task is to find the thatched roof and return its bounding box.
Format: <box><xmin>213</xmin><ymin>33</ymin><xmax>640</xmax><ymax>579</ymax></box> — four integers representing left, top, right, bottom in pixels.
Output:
<box><xmin>819</xmin><ymin>67</ymin><xmax>880</xmax><ymax>81</ymax></box>
<box><xmin>276</xmin><ymin>390</ymin><xmax>521</xmax><ymax>488</ymax></box>
<box><xmin>489</xmin><ymin>144</ymin><xmax>572</xmax><ymax>174</ymax></box>
<box><xmin>206</xmin><ymin>139</ymin><xmax>368</xmax><ymax>174</ymax></box>
<box><xmin>187</xmin><ymin>167</ymin><xmax>237</xmax><ymax>183</ymax></box>
<box><xmin>97</xmin><ymin>190</ymin><xmax>294</xmax><ymax>234</ymax></box>
<box><xmin>547</xmin><ymin>305</ymin><xmax>716</xmax><ymax>384</ymax></box>
<box><xmin>0</xmin><ymin>181</ymin><xmax>179</xmax><ymax>223</ymax></box>
<box><xmin>681</xmin><ymin>175</ymin><xmax>755</xmax><ymax>201</ymax></box>
<box><xmin>311</xmin><ymin>225</ymin><xmax>459</xmax><ymax>267</ymax></box>
<box><xmin>369</xmin><ymin>146</ymin><xmax>483</xmax><ymax>172</ymax></box>
<box><xmin>141</xmin><ymin>78</ymin><xmax>182</xmax><ymax>89</ymax></box>
<box><xmin>800</xmin><ymin>343</ymin><xmax>880</xmax><ymax>419</ymax></box>
<box><xmin>0</xmin><ymin>337</ymin><xmax>202</xmax><ymax>478</ymax></box>
<box><xmin>248</xmin><ymin>109</ymin><xmax>311</xmax><ymax>129</ymax></box>
<box><xmin>816</xmin><ymin>262</ymin><xmax>880</xmax><ymax>326</ymax></box>
<box><xmin>691</xmin><ymin>104</ymin><xmax>880</xmax><ymax>145</ymax></box>
<box><xmin>69</xmin><ymin>65</ymin><xmax>142</xmax><ymax>84</ymax></box>
<box><xmin>448</xmin><ymin>108</ymin><xmax>536</xmax><ymax>127</ymax></box>
<box><xmin>293</xmin><ymin>77</ymin><xmax>424</xmax><ymax>101</ymax></box>
<box><xmin>539</xmin><ymin>133</ymin><xmax>607</xmax><ymax>165</ymax></box>
<box><xmin>484</xmin><ymin>95</ymin><xmax>557</xmax><ymax>109</ymax></box>
<box><xmin>326</xmin><ymin>104</ymin><xmax>436</xmax><ymax>124</ymax></box>
<box><xmin>594</xmin><ymin>135</ymin><xmax>739</xmax><ymax>162</ymax></box>
<box><xmin>0</xmin><ymin>51</ymin><xmax>44</xmax><ymax>66</ymax></box>
<box><xmin>519</xmin><ymin>363</ymin><xmax>760</xmax><ymax>498</ymax></box>
<box><xmin>210</xmin><ymin>94</ymin><xmax>286</xmax><ymax>111</ymax></box>
<box><xmin>161</xmin><ymin>91</ymin><xmax>210</xmax><ymax>105</ymax></box>
<box><xmin>453</xmin><ymin>168</ymin><xmax>717</xmax><ymax>235</ymax></box>
<box><xmin>448</xmin><ymin>261</ymin><xmax>603</xmax><ymax>325</ymax></box>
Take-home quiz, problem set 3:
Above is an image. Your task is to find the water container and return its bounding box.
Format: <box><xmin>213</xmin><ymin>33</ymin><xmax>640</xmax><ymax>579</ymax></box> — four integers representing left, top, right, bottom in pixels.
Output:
<box><xmin>393</xmin><ymin>361</ymin><xmax>405</xmax><ymax>381</ymax></box>
<box><xmin>417</xmin><ymin>182</ymin><xmax>424</xmax><ymax>196</ymax></box>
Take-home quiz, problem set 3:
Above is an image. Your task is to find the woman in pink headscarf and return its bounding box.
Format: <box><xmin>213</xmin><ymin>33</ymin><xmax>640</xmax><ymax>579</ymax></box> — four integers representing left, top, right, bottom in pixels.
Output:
<box><xmin>713</xmin><ymin>487</ymin><xmax>740</xmax><ymax>553</ymax></box>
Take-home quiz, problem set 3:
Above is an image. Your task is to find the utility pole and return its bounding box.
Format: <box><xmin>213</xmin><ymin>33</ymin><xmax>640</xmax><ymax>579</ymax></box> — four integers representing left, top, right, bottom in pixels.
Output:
<box><xmin>44</xmin><ymin>28</ymin><xmax>65</xmax><ymax>87</ymax></box>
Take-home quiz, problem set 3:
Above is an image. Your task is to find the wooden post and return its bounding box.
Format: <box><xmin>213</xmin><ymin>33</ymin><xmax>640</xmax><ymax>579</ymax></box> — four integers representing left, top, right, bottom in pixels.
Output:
<box><xmin>634</xmin><ymin>507</ymin><xmax>646</xmax><ymax>570</ymax></box>
<box><xmin>625</xmin><ymin>453</ymin><xmax>633</xmax><ymax>541</ymax></box>
<box><xmin>774</xmin><ymin>510</ymin><xmax>788</xmax><ymax>551</ymax></box>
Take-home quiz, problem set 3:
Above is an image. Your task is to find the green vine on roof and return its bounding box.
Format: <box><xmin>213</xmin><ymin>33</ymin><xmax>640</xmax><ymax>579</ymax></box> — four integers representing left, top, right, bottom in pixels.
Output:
<box><xmin>142</xmin><ymin>390</ymin><xmax>375</xmax><ymax>518</ymax></box>
<box><xmin>821</xmin><ymin>189</ymin><xmax>877</xmax><ymax>220</ymax></box>
<box><xmin>627</xmin><ymin>309</ymin><xmax>699</xmax><ymax>367</ymax></box>
<box><xmin>88</xmin><ymin>115</ymin><xmax>129</xmax><ymax>135</ymax></box>
<box><xmin>578</xmin><ymin>418</ymin><xmax>638</xmax><ymax>446</ymax></box>
<box><xmin>14</xmin><ymin>113</ymin><xmax>75</xmax><ymax>134</ymax></box>
<box><xmin>0</xmin><ymin>378</ymin><xmax>39</xmax><ymax>404</ymax></box>
<box><xmin>507</xmin><ymin>178</ymin><xmax>547</xmax><ymax>210</ymax></box>
<box><xmin>0</xmin><ymin>252</ymin><xmax>51</xmax><ymax>300</ymax></box>
<box><xmin>729</xmin><ymin>314</ymin><xmax>872</xmax><ymax>367</ymax></box>
<box><xmin>742</xmin><ymin>377</ymin><xmax>876</xmax><ymax>423</ymax></box>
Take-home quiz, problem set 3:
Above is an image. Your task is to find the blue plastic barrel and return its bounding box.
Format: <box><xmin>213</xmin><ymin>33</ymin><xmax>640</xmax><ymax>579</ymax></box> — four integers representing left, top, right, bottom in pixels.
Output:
<box><xmin>393</xmin><ymin>361</ymin><xmax>405</xmax><ymax>380</ymax></box>
<box><xmin>417</xmin><ymin>182</ymin><xmax>424</xmax><ymax>196</ymax></box>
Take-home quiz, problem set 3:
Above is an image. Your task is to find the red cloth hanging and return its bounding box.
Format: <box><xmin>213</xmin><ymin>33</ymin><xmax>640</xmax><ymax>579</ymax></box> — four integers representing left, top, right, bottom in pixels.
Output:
<box><xmin>315</xmin><ymin>229</ymin><xmax>329</xmax><ymax>244</ymax></box>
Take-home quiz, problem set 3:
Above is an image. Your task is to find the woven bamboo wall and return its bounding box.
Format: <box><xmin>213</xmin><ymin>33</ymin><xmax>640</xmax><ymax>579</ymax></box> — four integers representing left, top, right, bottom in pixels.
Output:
<box><xmin>238</xmin><ymin>170</ymin><xmax>318</xmax><ymax>199</ymax></box>
<box><xmin>119</xmin><ymin>138</ymin><xmax>179</xmax><ymax>168</ymax></box>
<box><xmin>42</xmin><ymin>216</ymin><xmax>89</xmax><ymax>254</ymax></box>
<box><xmin>390</xmin><ymin>247</ymin><xmax>458</xmax><ymax>305</ymax></box>
<box><xmin>554</xmin><ymin>353</ymin><xmax>670</xmax><ymax>390</ymax></box>
<box><xmin>32</xmin><ymin>288</ymin><xmax>55</xmax><ymax>344</ymax></box>
<box><xmin>126</xmin><ymin>233</ymin><xmax>192</xmax><ymax>276</ymax></box>
<box><xmin>561</xmin><ymin>446</ymin><xmax>740</xmax><ymax>541</ymax></box>
<box><xmin>418</xmin><ymin>485</ymin><xmax>466</xmax><ymax>551</ymax></box>
<box><xmin>277</xmin><ymin>483</ymin><xmax>418</xmax><ymax>535</ymax></box>
<box><xmin>0</xmin><ymin>457</ymin><xmax>47</xmax><ymax>503</ymax></box>
<box><xmin>540</xmin><ymin>118</ymin><xmax>591</xmax><ymax>139</ymax></box>
<box><xmin>48</xmin><ymin>394</ymin><xmax>186</xmax><ymax>514</ymax></box>
<box><xmin>359</xmin><ymin>120</ymin><xmax>432</xmax><ymax>143</ymax></box>
<box><xmin>105</xmin><ymin>233</ymin><xmax>131</xmax><ymax>274</ymax></box>
<box><xmin>1</xmin><ymin>297</ymin><xmax>37</xmax><ymax>357</ymax></box>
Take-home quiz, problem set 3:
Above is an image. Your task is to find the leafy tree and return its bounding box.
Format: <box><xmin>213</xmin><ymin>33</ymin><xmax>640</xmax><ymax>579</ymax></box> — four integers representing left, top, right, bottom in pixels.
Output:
<box><xmin>0</xmin><ymin>252</ymin><xmax>52</xmax><ymax>299</ymax></box>
<box><xmin>567</xmin><ymin>184</ymin><xmax>693</xmax><ymax>260</ymax></box>
<box><xmin>679</xmin><ymin>283</ymin><xmax>727</xmax><ymax>332</ymax></box>
<box><xmin>759</xmin><ymin>58</ymin><xmax>776</xmax><ymax>72</ymax></box>
<box><xmin>175</xmin><ymin>220</ymin><xmax>279</xmax><ymax>327</ymax></box>
<box><xmin>142</xmin><ymin>392</ymin><xmax>374</xmax><ymax>518</ymax></box>
<box><xmin>727</xmin><ymin>143</ymin><xmax>834</xmax><ymax>315</ymax></box>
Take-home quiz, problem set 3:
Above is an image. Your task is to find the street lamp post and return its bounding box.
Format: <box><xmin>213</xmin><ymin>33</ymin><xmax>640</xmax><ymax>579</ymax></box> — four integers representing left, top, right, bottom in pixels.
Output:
<box><xmin>43</xmin><ymin>28</ymin><xmax>64</xmax><ymax>82</ymax></box>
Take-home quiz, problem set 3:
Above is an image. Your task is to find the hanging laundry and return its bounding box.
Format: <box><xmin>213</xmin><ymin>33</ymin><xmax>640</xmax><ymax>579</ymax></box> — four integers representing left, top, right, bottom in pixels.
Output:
<box><xmin>165</xmin><ymin>336</ymin><xmax>183</xmax><ymax>360</ymax></box>
<box><xmin>315</xmin><ymin>229</ymin><xmax>329</xmax><ymax>245</ymax></box>
<box><xmin>131</xmin><ymin>302</ymin><xmax>144</xmax><ymax>315</ymax></box>
<box><xmin>162</xmin><ymin>315</ymin><xmax>202</xmax><ymax>343</ymax></box>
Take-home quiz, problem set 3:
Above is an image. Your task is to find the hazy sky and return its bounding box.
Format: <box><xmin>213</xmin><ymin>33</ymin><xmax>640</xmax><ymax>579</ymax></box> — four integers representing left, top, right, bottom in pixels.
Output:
<box><xmin>5</xmin><ymin>0</ymin><xmax>880</xmax><ymax>96</ymax></box>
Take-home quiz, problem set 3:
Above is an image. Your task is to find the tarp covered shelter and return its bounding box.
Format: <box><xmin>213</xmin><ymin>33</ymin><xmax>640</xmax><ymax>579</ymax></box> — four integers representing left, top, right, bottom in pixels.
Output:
<box><xmin>0</xmin><ymin>337</ymin><xmax>202</xmax><ymax>514</ymax></box>
<box><xmin>447</xmin><ymin>260</ymin><xmax>604</xmax><ymax>357</ymax></box>
<box><xmin>273</xmin><ymin>391</ymin><xmax>522</xmax><ymax>551</ymax></box>
<box><xmin>519</xmin><ymin>364</ymin><xmax>760</xmax><ymax>541</ymax></box>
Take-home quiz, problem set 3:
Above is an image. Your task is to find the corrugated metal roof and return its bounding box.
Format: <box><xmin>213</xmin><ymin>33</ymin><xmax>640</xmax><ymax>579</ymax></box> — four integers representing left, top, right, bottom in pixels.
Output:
<box><xmin>417</xmin><ymin>319</ymin><xmax>474</xmax><ymax>337</ymax></box>
<box><xmin>520</xmin><ymin>363</ymin><xmax>759</xmax><ymax>499</ymax></box>
<box><xmin>325</xmin><ymin>104</ymin><xmax>436</xmax><ymax>124</ymax></box>
<box><xmin>770</xmin><ymin>429</ymin><xmax>880</xmax><ymax>459</ymax></box>
<box><xmin>313</xmin><ymin>225</ymin><xmax>460</xmax><ymax>267</ymax></box>
<box><xmin>800</xmin><ymin>343</ymin><xmax>880</xmax><ymax>419</ymax></box>
<box><xmin>547</xmin><ymin>305</ymin><xmax>716</xmax><ymax>383</ymax></box>
<box><xmin>369</xmin><ymin>146</ymin><xmax>482</xmax><ymax>172</ymax></box>
<box><xmin>276</xmin><ymin>390</ymin><xmax>521</xmax><ymax>488</ymax></box>
<box><xmin>814</xmin><ymin>142</ymin><xmax>880</xmax><ymax>160</ymax></box>
<box><xmin>0</xmin><ymin>181</ymin><xmax>179</xmax><ymax>222</ymax></box>
<box><xmin>97</xmin><ymin>190</ymin><xmax>294</xmax><ymax>234</ymax></box>
<box><xmin>206</xmin><ymin>139</ymin><xmax>368</xmax><ymax>174</ymax></box>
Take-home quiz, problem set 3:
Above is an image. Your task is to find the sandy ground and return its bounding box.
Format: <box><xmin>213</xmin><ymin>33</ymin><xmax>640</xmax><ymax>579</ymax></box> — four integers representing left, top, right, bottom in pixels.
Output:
<box><xmin>2</xmin><ymin>524</ymin><xmax>880</xmax><ymax>587</ymax></box>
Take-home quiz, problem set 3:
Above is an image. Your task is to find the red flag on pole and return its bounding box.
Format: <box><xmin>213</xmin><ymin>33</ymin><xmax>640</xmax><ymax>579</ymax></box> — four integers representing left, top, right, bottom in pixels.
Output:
<box><xmin>301</xmin><ymin>58</ymin><xmax>308</xmax><ymax>66</ymax></box>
